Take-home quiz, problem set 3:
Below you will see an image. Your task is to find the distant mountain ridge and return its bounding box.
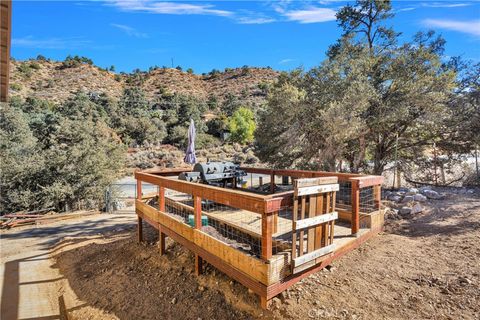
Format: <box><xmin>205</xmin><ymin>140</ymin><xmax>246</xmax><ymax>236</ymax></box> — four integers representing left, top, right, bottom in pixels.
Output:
<box><xmin>9</xmin><ymin>59</ymin><xmax>279</xmax><ymax>105</ymax></box>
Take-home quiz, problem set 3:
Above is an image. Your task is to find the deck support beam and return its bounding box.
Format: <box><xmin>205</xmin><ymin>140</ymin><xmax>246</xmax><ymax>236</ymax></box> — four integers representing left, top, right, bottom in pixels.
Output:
<box><xmin>137</xmin><ymin>178</ymin><xmax>143</xmax><ymax>242</ymax></box>
<box><xmin>260</xmin><ymin>296</ymin><xmax>271</xmax><ymax>310</ymax></box>
<box><xmin>351</xmin><ymin>180</ymin><xmax>360</xmax><ymax>235</ymax></box>
<box><xmin>137</xmin><ymin>217</ymin><xmax>143</xmax><ymax>243</ymax></box>
<box><xmin>158</xmin><ymin>227</ymin><xmax>166</xmax><ymax>255</ymax></box>
<box><xmin>195</xmin><ymin>254</ymin><xmax>203</xmax><ymax>275</ymax></box>
<box><xmin>194</xmin><ymin>195</ymin><xmax>203</xmax><ymax>275</ymax></box>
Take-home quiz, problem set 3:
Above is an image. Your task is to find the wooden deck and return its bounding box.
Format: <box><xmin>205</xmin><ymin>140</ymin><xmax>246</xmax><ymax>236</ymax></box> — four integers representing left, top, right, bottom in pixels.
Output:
<box><xmin>135</xmin><ymin>167</ymin><xmax>385</xmax><ymax>309</ymax></box>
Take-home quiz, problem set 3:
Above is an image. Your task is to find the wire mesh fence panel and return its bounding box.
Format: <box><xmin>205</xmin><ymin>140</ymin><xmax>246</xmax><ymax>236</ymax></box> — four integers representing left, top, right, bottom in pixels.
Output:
<box><xmin>163</xmin><ymin>189</ymin><xmax>194</xmax><ymax>223</ymax></box>
<box><xmin>359</xmin><ymin>186</ymin><xmax>376</xmax><ymax>214</ymax></box>
<box><xmin>272</xmin><ymin>205</ymin><xmax>294</xmax><ymax>255</ymax></box>
<box><xmin>244</xmin><ymin>173</ymin><xmax>274</xmax><ymax>194</ymax></box>
<box><xmin>201</xmin><ymin>200</ymin><xmax>265</xmax><ymax>258</ymax></box>
<box><xmin>336</xmin><ymin>181</ymin><xmax>352</xmax><ymax>213</ymax></box>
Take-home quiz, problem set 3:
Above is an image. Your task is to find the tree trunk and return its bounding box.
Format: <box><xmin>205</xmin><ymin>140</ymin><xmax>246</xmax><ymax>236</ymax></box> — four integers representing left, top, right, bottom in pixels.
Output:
<box><xmin>352</xmin><ymin>135</ymin><xmax>366</xmax><ymax>173</ymax></box>
<box><xmin>373</xmin><ymin>146</ymin><xmax>385</xmax><ymax>175</ymax></box>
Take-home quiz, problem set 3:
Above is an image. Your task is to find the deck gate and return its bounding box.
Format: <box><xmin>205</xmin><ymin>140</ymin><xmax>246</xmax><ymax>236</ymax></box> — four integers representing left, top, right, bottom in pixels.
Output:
<box><xmin>291</xmin><ymin>177</ymin><xmax>339</xmax><ymax>273</ymax></box>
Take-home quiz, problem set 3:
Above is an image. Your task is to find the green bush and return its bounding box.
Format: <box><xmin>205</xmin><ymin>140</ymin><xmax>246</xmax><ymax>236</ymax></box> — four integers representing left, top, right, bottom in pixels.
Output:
<box><xmin>9</xmin><ymin>83</ymin><xmax>22</xmax><ymax>91</ymax></box>
<box><xmin>196</xmin><ymin>133</ymin><xmax>221</xmax><ymax>149</ymax></box>
<box><xmin>30</xmin><ymin>62</ymin><xmax>41</xmax><ymax>70</ymax></box>
<box><xmin>61</xmin><ymin>55</ymin><xmax>94</xmax><ymax>69</ymax></box>
<box><xmin>228</xmin><ymin>107</ymin><xmax>256</xmax><ymax>144</ymax></box>
<box><xmin>1</xmin><ymin>98</ymin><xmax>125</xmax><ymax>213</ymax></box>
<box><xmin>17</xmin><ymin>63</ymin><xmax>33</xmax><ymax>78</ymax></box>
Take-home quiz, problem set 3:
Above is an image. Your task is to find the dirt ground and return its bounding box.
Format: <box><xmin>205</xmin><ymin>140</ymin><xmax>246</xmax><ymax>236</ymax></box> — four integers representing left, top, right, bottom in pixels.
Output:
<box><xmin>1</xmin><ymin>190</ymin><xmax>479</xmax><ymax>320</ymax></box>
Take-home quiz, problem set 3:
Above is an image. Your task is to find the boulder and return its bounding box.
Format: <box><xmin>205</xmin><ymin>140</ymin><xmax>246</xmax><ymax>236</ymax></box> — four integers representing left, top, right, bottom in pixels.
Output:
<box><xmin>399</xmin><ymin>207</ymin><xmax>412</xmax><ymax>215</ymax></box>
<box><xmin>402</xmin><ymin>195</ymin><xmax>414</xmax><ymax>203</ymax></box>
<box><xmin>423</xmin><ymin>190</ymin><xmax>442</xmax><ymax>200</ymax></box>
<box><xmin>387</xmin><ymin>194</ymin><xmax>402</xmax><ymax>202</ymax></box>
<box><xmin>411</xmin><ymin>203</ymin><xmax>423</xmax><ymax>214</ymax></box>
<box><xmin>419</xmin><ymin>186</ymin><xmax>432</xmax><ymax>194</ymax></box>
<box><xmin>414</xmin><ymin>194</ymin><xmax>427</xmax><ymax>202</ymax></box>
<box><xmin>408</xmin><ymin>188</ymin><xmax>419</xmax><ymax>194</ymax></box>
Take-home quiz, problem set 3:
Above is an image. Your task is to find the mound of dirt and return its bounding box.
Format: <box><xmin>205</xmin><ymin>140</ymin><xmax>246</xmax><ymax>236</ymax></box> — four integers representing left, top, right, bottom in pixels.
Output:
<box><xmin>54</xmin><ymin>192</ymin><xmax>480</xmax><ymax>319</ymax></box>
<box><xmin>55</xmin><ymin>224</ymin><xmax>264</xmax><ymax>320</ymax></box>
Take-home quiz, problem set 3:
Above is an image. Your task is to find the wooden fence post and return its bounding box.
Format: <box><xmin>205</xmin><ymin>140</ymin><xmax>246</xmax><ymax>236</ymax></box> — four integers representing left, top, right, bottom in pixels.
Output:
<box><xmin>270</xmin><ymin>172</ymin><xmax>275</xmax><ymax>194</ymax></box>
<box><xmin>194</xmin><ymin>195</ymin><xmax>203</xmax><ymax>275</ymax></box>
<box><xmin>159</xmin><ymin>186</ymin><xmax>166</xmax><ymax>255</ymax></box>
<box><xmin>137</xmin><ymin>179</ymin><xmax>143</xmax><ymax>243</ymax></box>
<box><xmin>351</xmin><ymin>180</ymin><xmax>360</xmax><ymax>235</ymax></box>
<box><xmin>373</xmin><ymin>185</ymin><xmax>381</xmax><ymax>210</ymax></box>
<box><xmin>261</xmin><ymin>214</ymin><xmax>273</xmax><ymax>260</ymax></box>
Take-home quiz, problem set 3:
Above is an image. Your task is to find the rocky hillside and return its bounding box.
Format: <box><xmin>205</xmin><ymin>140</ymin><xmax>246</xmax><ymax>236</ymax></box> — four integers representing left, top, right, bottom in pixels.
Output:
<box><xmin>8</xmin><ymin>59</ymin><xmax>278</xmax><ymax>105</ymax></box>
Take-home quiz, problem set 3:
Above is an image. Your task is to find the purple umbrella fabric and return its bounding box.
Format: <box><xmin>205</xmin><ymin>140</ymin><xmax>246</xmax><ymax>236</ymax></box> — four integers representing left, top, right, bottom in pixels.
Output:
<box><xmin>184</xmin><ymin>119</ymin><xmax>197</xmax><ymax>164</ymax></box>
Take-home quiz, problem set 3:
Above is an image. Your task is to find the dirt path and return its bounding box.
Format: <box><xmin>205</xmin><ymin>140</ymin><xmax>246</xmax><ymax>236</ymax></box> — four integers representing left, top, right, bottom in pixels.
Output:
<box><xmin>1</xmin><ymin>191</ymin><xmax>479</xmax><ymax>319</ymax></box>
<box><xmin>0</xmin><ymin>213</ymin><xmax>136</xmax><ymax>320</ymax></box>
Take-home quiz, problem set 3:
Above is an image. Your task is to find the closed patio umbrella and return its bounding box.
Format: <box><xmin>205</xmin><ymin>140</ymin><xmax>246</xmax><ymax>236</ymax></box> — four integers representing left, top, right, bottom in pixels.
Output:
<box><xmin>184</xmin><ymin>119</ymin><xmax>197</xmax><ymax>164</ymax></box>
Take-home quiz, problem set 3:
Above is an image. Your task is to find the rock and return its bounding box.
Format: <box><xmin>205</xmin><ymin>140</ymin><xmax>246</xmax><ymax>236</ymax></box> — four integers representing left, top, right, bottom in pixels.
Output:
<box><xmin>272</xmin><ymin>297</ymin><xmax>282</xmax><ymax>309</ymax></box>
<box><xmin>198</xmin><ymin>286</ymin><xmax>205</xmax><ymax>292</ymax></box>
<box><xmin>419</xmin><ymin>186</ymin><xmax>432</xmax><ymax>194</ymax></box>
<box><xmin>402</xmin><ymin>195</ymin><xmax>414</xmax><ymax>203</ymax></box>
<box><xmin>399</xmin><ymin>207</ymin><xmax>412</xmax><ymax>215</ymax></box>
<box><xmin>406</xmin><ymin>188</ymin><xmax>419</xmax><ymax>195</ymax></box>
<box><xmin>411</xmin><ymin>203</ymin><xmax>423</xmax><ymax>214</ymax></box>
<box><xmin>458</xmin><ymin>277</ymin><xmax>472</xmax><ymax>285</ymax></box>
<box><xmin>423</xmin><ymin>190</ymin><xmax>442</xmax><ymax>200</ymax></box>
<box><xmin>387</xmin><ymin>195</ymin><xmax>402</xmax><ymax>202</ymax></box>
<box><xmin>171</xmin><ymin>297</ymin><xmax>177</xmax><ymax>304</ymax></box>
<box><xmin>414</xmin><ymin>194</ymin><xmax>427</xmax><ymax>202</ymax></box>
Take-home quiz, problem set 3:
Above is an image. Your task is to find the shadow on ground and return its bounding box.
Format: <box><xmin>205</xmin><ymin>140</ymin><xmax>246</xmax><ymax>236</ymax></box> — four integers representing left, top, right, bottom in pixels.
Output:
<box><xmin>53</xmin><ymin>223</ymin><xmax>262</xmax><ymax>320</ymax></box>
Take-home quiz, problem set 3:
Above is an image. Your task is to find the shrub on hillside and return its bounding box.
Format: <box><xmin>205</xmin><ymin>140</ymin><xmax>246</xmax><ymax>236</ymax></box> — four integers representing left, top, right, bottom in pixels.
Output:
<box><xmin>60</xmin><ymin>55</ymin><xmax>94</xmax><ymax>69</ymax></box>
<box><xmin>9</xmin><ymin>83</ymin><xmax>22</xmax><ymax>91</ymax></box>
<box><xmin>228</xmin><ymin>107</ymin><xmax>256</xmax><ymax>144</ymax></box>
<box><xmin>196</xmin><ymin>133</ymin><xmax>221</xmax><ymax>149</ymax></box>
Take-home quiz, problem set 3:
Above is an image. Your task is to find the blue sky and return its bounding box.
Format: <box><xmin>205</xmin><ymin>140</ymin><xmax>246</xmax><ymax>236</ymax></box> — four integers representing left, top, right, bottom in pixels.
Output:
<box><xmin>11</xmin><ymin>1</ymin><xmax>480</xmax><ymax>73</ymax></box>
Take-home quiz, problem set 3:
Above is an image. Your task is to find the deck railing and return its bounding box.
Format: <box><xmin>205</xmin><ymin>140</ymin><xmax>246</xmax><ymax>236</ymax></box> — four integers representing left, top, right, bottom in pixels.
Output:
<box><xmin>135</xmin><ymin>167</ymin><xmax>383</xmax><ymax>263</ymax></box>
<box><xmin>240</xmin><ymin>167</ymin><xmax>383</xmax><ymax>235</ymax></box>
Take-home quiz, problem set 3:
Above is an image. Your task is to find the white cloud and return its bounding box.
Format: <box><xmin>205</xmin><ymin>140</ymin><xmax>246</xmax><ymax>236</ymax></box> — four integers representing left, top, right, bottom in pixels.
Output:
<box><xmin>423</xmin><ymin>19</ymin><xmax>480</xmax><ymax>37</ymax></box>
<box><xmin>282</xmin><ymin>7</ymin><xmax>336</xmax><ymax>24</ymax></box>
<box><xmin>12</xmin><ymin>36</ymin><xmax>91</xmax><ymax>49</ymax></box>
<box><xmin>111</xmin><ymin>23</ymin><xmax>148</xmax><ymax>38</ymax></box>
<box><xmin>237</xmin><ymin>17</ymin><xmax>275</xmax><ymax>24</ymax></box>
<box><xmin>397</xmin><ymin>7</ymin><xmax>416</xmax><ymax>12</ymax></box>
<box><xmin>421</xmin><ymin>2</ymin><xmax>471</xmax><ymax>8</ymax></box>
<box><xmin>109</xmin><ymin>1</ymin><xmax>232</xmax><ymax>17</ymax></box>
<box><xmin>279</xmin><ymin>58</ymin><xmax>295</xmax><ymax>64</ymax></box>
